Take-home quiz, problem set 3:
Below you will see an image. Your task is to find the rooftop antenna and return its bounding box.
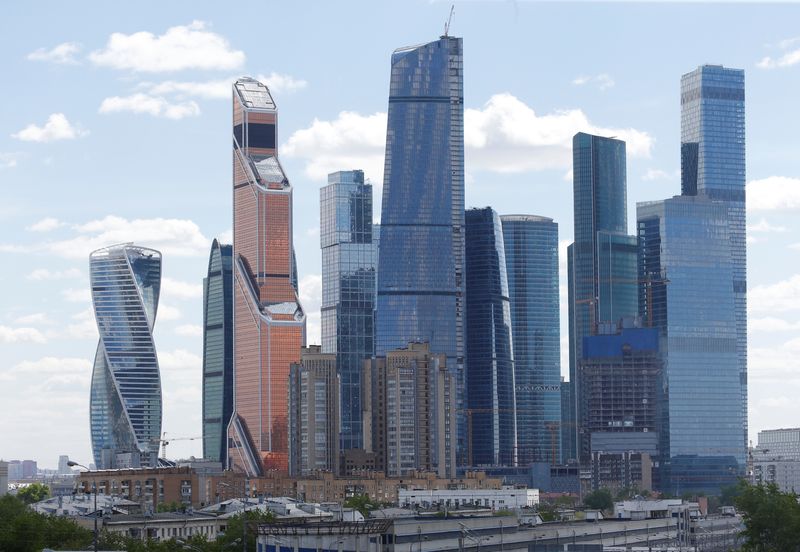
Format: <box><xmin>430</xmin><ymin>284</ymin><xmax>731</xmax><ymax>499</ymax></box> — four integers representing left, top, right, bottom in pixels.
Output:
<box><xmin>444</xmin><ymin>4</ymin><xmax>455</xmax><ymax>37</ymax></box>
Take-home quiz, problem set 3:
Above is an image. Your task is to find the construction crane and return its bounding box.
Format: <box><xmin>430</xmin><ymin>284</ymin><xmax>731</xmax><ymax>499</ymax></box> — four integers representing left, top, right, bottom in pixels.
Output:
<box><xmin>150</xmin><ymin>432</ymin><xmax>201</xmax><ymax>459</ymax></box>
<box><xmin>443</xmin><ymin>4</ymin><xmax>455</xmax><ymax>37</ymax></box>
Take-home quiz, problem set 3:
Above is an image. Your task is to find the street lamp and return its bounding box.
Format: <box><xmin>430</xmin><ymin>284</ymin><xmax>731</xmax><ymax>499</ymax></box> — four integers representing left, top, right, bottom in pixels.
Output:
<box><xmin>67</xmin><ymin>460</ymin><xmax>97</xmax><ymax>552</ymax></box>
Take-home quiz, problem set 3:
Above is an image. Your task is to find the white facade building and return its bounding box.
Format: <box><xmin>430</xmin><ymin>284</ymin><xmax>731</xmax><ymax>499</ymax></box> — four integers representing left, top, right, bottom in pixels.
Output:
<box><xmin>757</xmin><ymin>428</ymin><xmax>800</xmax><ymax>460</ymax></box>
<box><xmin>753</xmin><ymin>457</ymin><xmax>800</xmax><ymax>493</ymax></box>
<box><xmin>0</xmin><ymin>461</ymin><xmax>7</xmax><ymax>496</ymax></box>
<box><xmin>398</xmin><ymin>487</ymin><xmax>539</xmax><ymax>510</ymax></box>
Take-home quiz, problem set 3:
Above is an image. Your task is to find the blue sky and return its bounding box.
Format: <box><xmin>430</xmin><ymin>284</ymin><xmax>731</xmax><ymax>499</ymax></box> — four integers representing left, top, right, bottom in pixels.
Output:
<box><xmin>2</xmin><ymin>1</ymin><xmax>800</xmax><ymax>468</ymax></box>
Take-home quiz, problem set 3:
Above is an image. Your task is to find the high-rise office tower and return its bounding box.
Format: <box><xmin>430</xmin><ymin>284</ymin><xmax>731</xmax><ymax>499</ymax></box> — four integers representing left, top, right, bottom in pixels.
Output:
<box><xmin>202</xmin><ymin>239</ymin><xmax>233</xmax><ymax>463</ymax></box>
<box><xmin>90</xmin><ymin>244</ymin><xmax>162</xmax><ymax>469</ymax></box>
<box><xmin>227</xmin><ymin>77</ymin><xmax>306</xmax><ymax>476</ymax></box>
<box><xmin>567</xmin><ymin>133</ymin><xmax>638</xmax><ymax>462</ymax></box>
<box><xmin>638</xmin><ymin>196</ymin><xmax>743</xmax><ymax>493</ymax></box>
<box><xmin>501</xmin><ymin>215</ymin><xmax>562</xmax><ymax>466</ymax></box>
<box><xmin>465</xmin><ymin>207</ymin><xmax>516</xmax><ymax>467</ymax></box>
<box><xmin>364</xmin><ymin>343</ymin><xmax>457</xmax><ymax>477</ymax></box>
<box><xmin>320</xmin><ymin>170</ymin><xmax>376</xmax><ymax>451</ymax></box>
<box><xmin>680</xmin><ymin>65</ymin><xmax>747</xmax><ymax>453</ymax></box>
<box><xmin>288</xmin><ymin>346</ymin><xmax>340</xmax><ymax>476</ymax></box>
<box><xmin>560</xmin><ymin>379</ymin><xmax>575</xmax><ymax>464</ymax></box>
<box><xmin>375</xmin><ymin>35</ymin><xmax>465</xmax><ymax>462</ymax></box>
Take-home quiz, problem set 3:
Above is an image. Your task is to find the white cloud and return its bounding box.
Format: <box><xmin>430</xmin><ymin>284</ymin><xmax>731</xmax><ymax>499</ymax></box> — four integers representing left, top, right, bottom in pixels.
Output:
<box><xmin>89</xmin><ymin>21</ymin><xmax>245</xmax><ymax>72</ymax></box>
<box><xmin>306</xmin><ymin>227</ymin><xmax>320</xmax><ymax>237</ymax></box>
<box><xmin>62</xmin><ymin>287</ymin><xmax>91</xmax><ymax>303</ymax></box>
<box><xmin>642</xmin><ymin>168</ymin><xmax>673</xmax><ymax>181</ymax></box>
<box><xmin>758</xmin><ymin>396</ymin><xmax>793</xmax><ymax>408</ymax></box>
<box><xmin>747</xmin><ymin>176</ymin><xmax>800</xmax><ymax>210</ymax></box>
<box><xmin>749</xmin><ymin>274</ymin><xmax>800</xmax><ymax>314</ymax></box>
<box><xmin>27</xmin><ymin>268</ymin><xmax>82</xmax><ymax>280</ymax></box>
<box><xmin>99</xmin><ymin>94</ymin><xmax>200</xmax><ymax>119</ymax></box>
<box><xmin>62</xmin><ymin>308</ymin><xmax>98</xmax><ymax>340</ymax></box>
<box><xmin>0</xmin><ymin>152</ymin><xmax>22</xmax><ymax>169</ymax></box>
<box><xmin>255</xmin><ymin>72</ymin><xmax>308</xmax><ymax>94</ymax></box>
<box><xmin>162</xmin><ymin>277</ymin><xmax>203</xmax><ymax>300</ymax></box>
<box><xmin>142</xmin><ymin>72</ymin><xmax>306</xmax><ymax>101</ymax></box>
<box><xmin>218</xmin><ymin>229</ymin><xmax>233</xmax><ymax>245</ymax></box>
<box><xmin>757</xmin><ymin>38</ymin><xmax>800</xmax><ymax>69</ymax></box>
<box><xmin>14</xmin><ymin>313</ymin><xmax>53</xmax><ymax>326</ymax></box>
<box><xmin>175</xmin><ymin>324</ymin><xmax>203</xmax><ymax>337</ymax></box>
<box><xmin>27</xmin><ymin>42</ymin><xmax>81</xmax><ymax>64</ymax></box>
<box><xmin>283</xmin><ymin>93</ymin><xmax>653</xmax><ymax>182</ymax></box>
<box><xmin>159</xmin><ymin>304</ymin><xmax>182</xmax><ymax>321</ymax></box>
<box><xmin>749</xmin><ymin>316</ymin><xmax>800</xmax><ymax>333</ymax></box>
<box><xmin>299</xmin><ymin>274</ymin><xmax>322</xmax><ymax>345</ymax></box>
<box><xmin>750</xmin><ymin>337</ymin><xmax>800</xmax><ymax>382</ymax></box>
<box><xmin>747</xmin><ymin>219</ymin><xmax>787</xmax><ymax>233</ymax></box>
<box><xmin>11</xmin><ymin>113</ymin><xmax>87</xmax><ymax>143</ymax></box>
<box><xmin>0</xmin><ymin>357</ymin><xmax>91</xmax><ymax>385</ymax></box>
<box><xmin>0</xmin><ymin>325</ymin><xmax>47</xmax><ymax>344</ymax></box>
<box><xmin>572</xmin><ymin>73</ymin><xmax>615</xmax><ymax>91</ymax></box>
<box><xmin>27</xmin><ymin>217</ymin><xmax>64</xmax><ymax>232</ymax></box>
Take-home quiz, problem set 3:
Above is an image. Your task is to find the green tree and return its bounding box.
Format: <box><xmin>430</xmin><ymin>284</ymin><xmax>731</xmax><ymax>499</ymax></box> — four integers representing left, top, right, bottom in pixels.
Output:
<box><xmin>343</xmin><ymin>493</ymin><xmax>378</xmax><ymax>517</ymax></box>
<box><xmin>16</xmin><ymin>482</ymin><xmax>50</xmax><ymax>504</ymax></box>
<box><xmin>0</xmin><ymin>494</ymin><xmax>92</xmax><ymax>552</ymax></box>
<box><xmin>735</xmin><ymin>481</ymin><xmax>800</xmax><ymax>551</ymax></box>
<box><xmin>217</xmin><ymin>508</ymin><xmax>275</xmax><ymax>552</ymax></box>
<box><xmin>583</xmin><ymin>488</ymin><xmax>613</xmax><ymax>512</ymax></box>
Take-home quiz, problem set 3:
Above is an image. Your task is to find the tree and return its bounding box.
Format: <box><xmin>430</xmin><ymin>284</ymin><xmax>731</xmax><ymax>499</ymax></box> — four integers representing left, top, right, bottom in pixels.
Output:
<box><xmin>343</xmin><ymin>494</ymin><xmax>378</xmax><ymax>517</ymax></box>
<box><xmin>583</xmin><ymin>488</ymin><xmax>613</xmax><ymax>512</ymax></box>
<box><xmin>0</xmin><ymin>494</ymin><xmax>92</xmax><ymax>552</ymax></box>
<box><xmin>16</xmin><ymin>482</ymin><xmax>50</xmax><ymax>504</ymax></box>
<box><xmin>735</xmin><ymin>481</ymin><xmax>800</xmax><ymax>551</ymax></box>
<box><xmin>217</xmin><ymin>508</ymin><xmax>275</xmax><ymax>552</ymax></box>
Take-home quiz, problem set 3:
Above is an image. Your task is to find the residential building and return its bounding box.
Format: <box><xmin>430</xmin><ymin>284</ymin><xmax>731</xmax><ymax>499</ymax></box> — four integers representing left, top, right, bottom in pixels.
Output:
<box><xmin>320</xmin><ymin>170</ymin><xmax>376</xmax><ymax>451</ymax></box>
<box><xmin>228</xmin><ymin>77</ymin><xmax>306</xmax><ymax>476</ymax></box>
<box><xmin>375</xmin><ymin>36</ymin><xmax>466</xmax><ymax>464</ymax></box>
<box><xmin>202</xmin><ymin>239</ymin><xmax>234</xmax><ymax>464</ymax></box>
<box><xmin>365</xmin><ymin>343</ymin><xmax>457</xmax><ymax>477</ymax></box>
<box><xmin>753</xmin><ymin>455</ymin><xmax>800</xmax><ymax>493</ymax></box>
<box><xmin>638</xmin><ymin>196</ymin><xmax>743</xmax><ymax>494</ymax></box>
<box><xmin>757</xmin><ymin>428</ymin><xmax>800</xmax><ymax>460</ymax></box>
<box><xmin>465</xmin><ymin>207</ymin><xmax>516</xmax><ymax>467</ymax></box>
<box><xmin>398</xmin><ymin>487</ymin><xmax>539</xmax><ymax>510</ymax></box>
<box><xmin>288</xmin><ymin>346</ymin><xmax>340</xmax><ymax>476</ymax></box>
<box><xmin>77</xmin><ymin>466</ymin><xmax>205</xmax><ymax>509</ymax></box>
<box><xmin>681</xmin><ymin>66</ymin><xmax>747</xmax><ymax>452</ymax></box>
<box><xmin>567</xmin><ymin>132</ymin><xmax>638</xmax><ymax>463</ymax></box>
<box><xmin>501</xmin><ymin>215</ymin><xmax>561</xmax><ymax>466</ymax></box>
<box><xmin>90</xmin><ymin>244</ymin><xmax>162</xmax><ymax>469</ymax></box>
<box><xmin>590</xmin><ymin>451</ymin><xmax>653</xmax><ymax>494</ymax></box>
<box><xmin>0</xmin><ymin>461</ymin><xmax>7</xmax><ymax>496</ymax></box>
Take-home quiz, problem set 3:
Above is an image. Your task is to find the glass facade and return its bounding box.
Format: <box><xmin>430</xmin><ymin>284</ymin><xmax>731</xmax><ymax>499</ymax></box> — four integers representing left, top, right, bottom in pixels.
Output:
<box><xmin>568</xmin><ymin>132</ymin><xmax>638</xmax><ymax>462</ymax></box>
<box><xmin>637</xmin><ymin>196</ymin><xmax>744</xmax><ymax>494</ymax></box>
<box><xmin>376</xmin><ymin>36</ymin><xmax>465</xmax><ymax>461</ymax></box>
<box><xmin>681</xmin><ymin>65</ymin><xmax>747</xmax><ymax>454</ymax></box>
<box><xmin>501</xmin><ymin>215</ymin><xmax>562</xmax><ymax>466</ymax></box>
<box><xmin>90</xmin><ymin>244</ymin><xmax>162</xmax><ymax>469</ymax></box>
<box><xmin>320</xmin><ymin>170</ymin><xmax>376</xmax><ymax>450</ymax></box>
<box><xmin>228</xmin><ymin>77</ymin><xmax>306</xmax><ymax>476</ymax></box>
<box><xmin>465</xmin><ymin>208</ymin><xmax>516</xmax><ymax>467</ymax></box>
<box><xmin>202</xmin><ymin>239</ymin><xmax>233</xmax><ymax>464</ymax></box>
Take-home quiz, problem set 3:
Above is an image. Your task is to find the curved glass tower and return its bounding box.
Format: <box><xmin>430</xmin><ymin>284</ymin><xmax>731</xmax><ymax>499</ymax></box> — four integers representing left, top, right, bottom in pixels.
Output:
<box><xmin>465</xmin><ymin>208</ymin><xmax>516</xmax><ymax>467</ymax></box>
<box><xmin>376</xmin><ymin>35</ymin><xmax>465</xmax><ymax>461</ymax></box>
<box><xmin>501</xmin><ymin>215</ymin><xmax>562</xmax><ymax>466</ymax></box>
<box><xmin>90</xmin><ymin>244</ymin><xmax>162</xmax><ymax>469</ymax></box>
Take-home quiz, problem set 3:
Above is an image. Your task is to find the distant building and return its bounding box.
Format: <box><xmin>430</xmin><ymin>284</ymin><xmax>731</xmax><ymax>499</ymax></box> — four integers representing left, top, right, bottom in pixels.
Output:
<box><xmin>288</xmin><ymin>346</ymin><xmax>340</xmax><ymax>476</ymax></box>
<box><xmin>398</xmin><ymin>487</ymin><xmax>539</xmax><ymax>510</ymax></box>
<box><xmin>0</xmin><ymin>461</ymin><xmax>7</xmax><ymax>496</ymax></box>
<box><xmin>753</xmin><ymin>456</ymin><xmax>800</xmax><ymax>493</ymax></box>
<box><xmin>202</xmin><ymin>239</ymin><xmax>233</xmax><ymax>464</ymax></box>
<box><xmin>757</xmin><ymin>428</ymin><xmax>800</xmax><ymax>460</ymax></box>
<box><xmin>365</xmin><ymin>343</ymin><xmax>457</xmax><ymax>478</ymax></box>
<box><xmin>22</xmin><ymin>459</ymin><xmax>38</xmax><ymax>479</ymax></box>
<box><xmin>590</xmin><ymin>451</ymin><xmax>653</xmax><ymax>494</ymax></box>
<box><xmin>7</xmin><ymin>460</ymin><xmax>22</xmax><ymax>480</ymax></box>
<box><xmin>57</xmin><ymin>455</ymin><xmax>71</xmax><ymax>475</ymax></box>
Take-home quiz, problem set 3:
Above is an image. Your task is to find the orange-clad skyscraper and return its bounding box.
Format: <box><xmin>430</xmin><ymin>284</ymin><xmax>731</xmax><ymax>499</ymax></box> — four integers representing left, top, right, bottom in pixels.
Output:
<box><xmin>227</xmin><ymin>77</ymin><xmax>306</xmax><ymax>476</ymax></box>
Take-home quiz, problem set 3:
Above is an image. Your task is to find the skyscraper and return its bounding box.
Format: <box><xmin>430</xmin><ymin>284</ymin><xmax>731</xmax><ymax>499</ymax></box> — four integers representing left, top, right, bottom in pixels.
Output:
<box><xmin>501</xmin><ymin>215</ymin><xmax>562</xmax><ymax>466</ymax></box>
<box><xmin>228</xmin><ymin>77</ymin><xmax>306</xmax><ymax>476</ymax></box>
<box><xmin>90</xmin><ymin>244</ymin><xmax>162</xmax><ymax>469</ymax></box>
<box><xmin>681</xmin><ymin>65</ymin><xmax>747</xmax><ymax>453</ymax></box>
<box><xmin>376</xmin><ymin>35</ymin><xmax>465</xmax><ymax>461</ymax></box>
<box><xmin>567</xmin><ymin>133</ymin><xmax>638</xmax><ymax>462</ymax></box>
<box><xmin>320</xmin><ymin>170</ymin><xmax>376</xmax><ymax>450</ymax></box>
<box><xmin>202</xmin><ymin>239</ymin><xmax>233</xmax><ymax>464</ymax></box>
<box><xmin>465</xmin><ymin>207</ymin><xmax>516</xmax><ymax>467</ymax></box>
<box><xmin>637</xmin><ymin>195</ymin><xmax>743</xmax><ymax>493</ymax></box>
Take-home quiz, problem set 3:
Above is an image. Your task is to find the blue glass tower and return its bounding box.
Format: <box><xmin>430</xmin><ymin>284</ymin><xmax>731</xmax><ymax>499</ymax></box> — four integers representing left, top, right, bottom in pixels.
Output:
<box><xmin>501</xmin><ymin>215</ymin><xmax>562</xmax><ymax>466</ymax></box>
<box><xmin>320</xmin><ymin>170</ymin><xmax>376</xmax><ymax>451</ymax></box>
<box><xmin>638</xmin><ymin>196</ymin><xmax>743</xmax><ymax>494</ymax></box>
<box><xmin>202</xmin><ymin>239</ymin><xmax>233</xmax><ymax>463</ymax></box>
<box><xmin>465</xmin><ymin>207</ymin><xmax>516</xmax><ymax>467</ymax></box>
<box><xmin>90</xmin><ymin>244</ymin><xmax>162</xmax><ymax>469</ymax></box>
<box><xmin>376</xmin><ymin>36</ymin><xmax>465</xmax><ymax>460</ymax></box>
<box><xmin>681</xmin><ymin>65</ymin><xmax>747</xmax><ymax>454</ymax></box>
<box><xmin>568</xmin><ymin>133</ymin><xmax>638</xmax><ymax>462</ymax></box>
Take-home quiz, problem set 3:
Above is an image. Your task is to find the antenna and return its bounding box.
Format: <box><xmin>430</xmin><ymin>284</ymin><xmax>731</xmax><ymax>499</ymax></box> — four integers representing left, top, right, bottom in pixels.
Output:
<box><xmin>444</xmin><ymin>4</ymin><xmax>455</xmax><ymax>37</ymax></box>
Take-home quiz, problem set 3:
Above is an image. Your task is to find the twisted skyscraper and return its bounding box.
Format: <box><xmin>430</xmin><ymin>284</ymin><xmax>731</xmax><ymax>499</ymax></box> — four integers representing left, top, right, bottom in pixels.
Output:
<box><xmin>227</xmin><ymin>77</ymin><xmax>306</xmax><ymax>476</ymax></box>
<box><xmin>90</xmin><ymin>244</ymin><xmax>162</xmax><ymax>469</ymax></box>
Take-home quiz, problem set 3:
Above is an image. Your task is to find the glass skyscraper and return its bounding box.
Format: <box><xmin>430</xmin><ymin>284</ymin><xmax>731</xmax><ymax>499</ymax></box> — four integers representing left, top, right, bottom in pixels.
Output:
<box><xmin>465</xmin><ymin>207</ymin><xmax>516</xmax><ymax>467</ymax></box>
<box><xmin>228</xmin><ymin>77</ymin><xmax>306</xmax><ymax>476</ymax></box>
<box><xmin>638</xmin><ymin>196</ymin><xmax>743</xmax><ymax>494</ymax></box>
<box><xmin>202</xmin><ymin>239</ymin><xmax>233</xmax><ymax>464</ymax></box>
<box><xmin>501</xmin><ymin>215</ymin><xmax>562</xmax><ymax>466</ymax></box>
<box><xmin>681</xmin><ymin>65</ymin><xmax>747</xmax><ymax>453</ymax></box>
<box><xmin>568</xmin><ymin>132</ymin><xmax>638</xmax><ymax>462</ymax></box>
<box><xmin>376</xmin><ymin>36</ymin><xmax>465</xmax><ymax>460</ymax></box>
<box><xmin>90</xmin><ymin>244</ymin><xmax>162</xmax><ymax>469</ymax></box>
<box><xmin>320</xmin><ymin>170</ymin><xmax>376</xmax><ymax>450</ymax></box>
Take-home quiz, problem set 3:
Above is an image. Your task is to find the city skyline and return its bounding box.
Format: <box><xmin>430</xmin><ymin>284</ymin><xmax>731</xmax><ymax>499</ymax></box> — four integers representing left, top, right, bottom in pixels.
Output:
<box><xmin>2</xmin><ymin>2</ymin><xmax>799</xmax><ymax>466</ymax></box>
